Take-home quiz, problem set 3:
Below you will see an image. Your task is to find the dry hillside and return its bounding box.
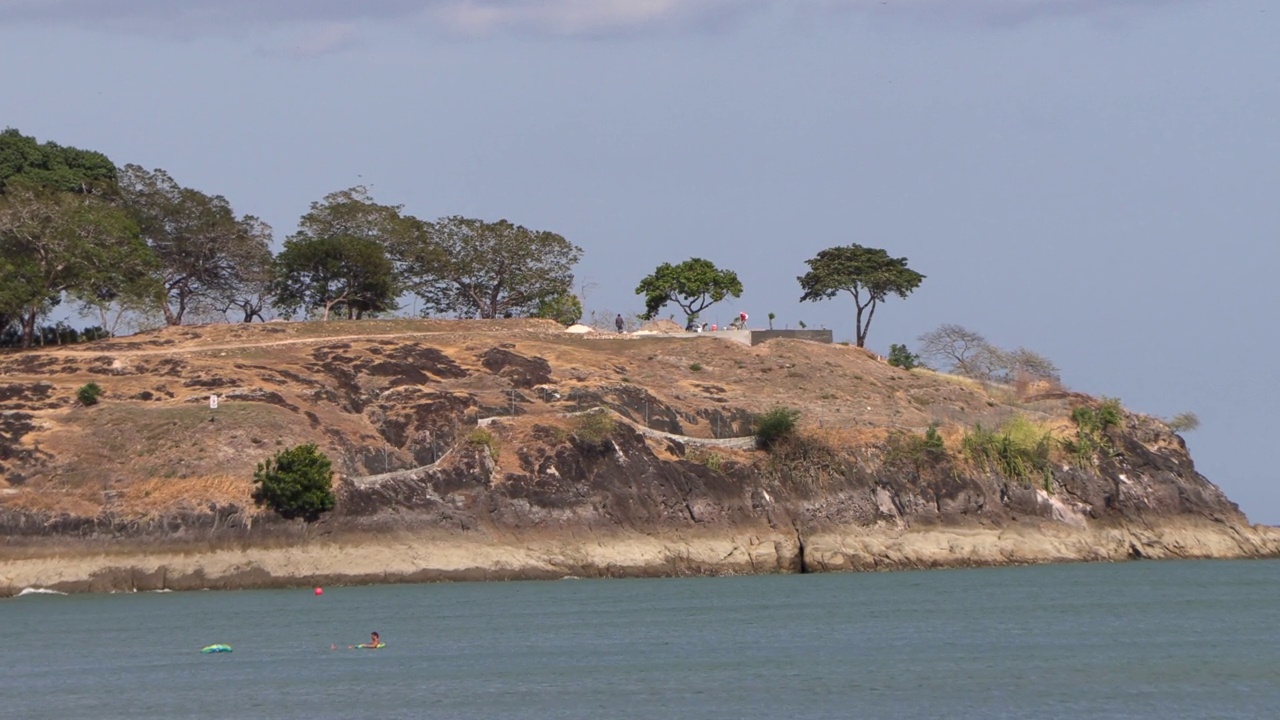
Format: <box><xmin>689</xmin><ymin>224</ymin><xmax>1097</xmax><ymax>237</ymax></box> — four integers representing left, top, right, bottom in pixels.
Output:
<box><xmin>0</xmin><ymin>318</ymin><xmax>1079</xmax><ymax>520</ymax></box>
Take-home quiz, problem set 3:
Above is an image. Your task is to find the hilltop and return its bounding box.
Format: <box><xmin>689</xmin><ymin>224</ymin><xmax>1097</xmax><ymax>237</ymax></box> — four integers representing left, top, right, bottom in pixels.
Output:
<box><xmin>1</xmin><ymin>319</ymin><xmax>1276</xmax><ymax>594</ymax></box>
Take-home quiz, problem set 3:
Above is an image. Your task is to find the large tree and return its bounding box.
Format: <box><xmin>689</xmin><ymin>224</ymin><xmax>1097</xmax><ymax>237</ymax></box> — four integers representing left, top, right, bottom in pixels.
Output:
<box><xmin>406</xmin><ymin>216</ymin><xmax>582</xmax><ymax>319</ymax></box>
<box><xmin>635</xmin><ymin>258</ymin><xmax>742</xmax><ymax>325</ymax></box>
<box><xmin>0</xmin><ymin>188</ymin><xmax>156</xmax><ymax>346</ymax></box>
<box><xmin>292</xmin><ymin>185</ymin><xmax>419</xmax><ymax>253</ymax></box>
<box><xmin>272</xmin><ymin>235</ymin><xmax>398</xmax><ymax>321</ymax></box>
<box><xmin>797</xmin><ymin>244</ymin><xmax>924</xmax><ymax>348</ymax></box>
<box><xmin>0</xmin><ymin>128</ymin><xmax>118</xmax><ymax>195</ymax></box>
<box><xmin>118</xmin><ymin>165</ymin><xmax>273</xmax><ymax>326</ymax></box>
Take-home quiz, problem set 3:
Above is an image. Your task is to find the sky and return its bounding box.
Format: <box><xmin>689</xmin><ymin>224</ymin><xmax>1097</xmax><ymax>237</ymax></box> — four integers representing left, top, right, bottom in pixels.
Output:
<box><xmin>2</xmin><ymin>0</ymin><xmax>1278</xmax><ymax>523</ymax></box>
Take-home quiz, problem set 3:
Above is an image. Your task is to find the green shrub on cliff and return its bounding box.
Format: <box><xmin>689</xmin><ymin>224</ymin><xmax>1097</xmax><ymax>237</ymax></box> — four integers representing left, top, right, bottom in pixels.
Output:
<box><xmin>251</xmin><ymin>443</ymin><xmax>335</xmax><ymax>521</ymax></box>
<box><xmin>961</xmin><ymin>417</ymin><xmax>1053</xmax><ymax>490</ymax></box>
<box><xmin>571</xmin><ymin>409</ymin><xmax>617</xmax><ymax>444</ymax></box>
<box><xmin>754</xmin><ymin>407</ymin><xmax>800</xmax><ymax>450</ymax></box>
<box><xmin>467</xmin><ymin>428</ymin><xmax>499</xmax><ymax>460</ymax></box>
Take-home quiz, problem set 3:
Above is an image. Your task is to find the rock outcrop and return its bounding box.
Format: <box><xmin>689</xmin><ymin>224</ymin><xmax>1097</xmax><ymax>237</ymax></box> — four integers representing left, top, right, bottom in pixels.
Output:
<box><xmin>1</xmin><ymin>319</ymin><xmax>1275</xmax><ymax>596</ymax></box>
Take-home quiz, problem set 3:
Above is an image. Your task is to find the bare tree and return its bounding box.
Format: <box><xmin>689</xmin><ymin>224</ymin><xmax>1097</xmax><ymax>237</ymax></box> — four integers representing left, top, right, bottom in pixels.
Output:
<box><xmin>919</xmin><ymin>324</ymin><xmax>1059</xmax><ymax>384</ymax></box>
<box><xmin>918</xmin><ymin>324</ymin><xmax>989</xmax><ymax>376</ymax></box>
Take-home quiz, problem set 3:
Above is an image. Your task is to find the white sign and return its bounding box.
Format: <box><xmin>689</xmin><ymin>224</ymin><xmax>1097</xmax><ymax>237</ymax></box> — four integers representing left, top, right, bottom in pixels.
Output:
<box><xmin>209</xmin><ymin>395</ymin><xmax>219</xmax><ymax>410</ymax></box>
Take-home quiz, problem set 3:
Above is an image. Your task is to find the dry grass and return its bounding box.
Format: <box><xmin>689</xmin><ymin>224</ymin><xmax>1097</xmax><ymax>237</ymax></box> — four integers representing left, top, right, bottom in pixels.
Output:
<box><xmin>1</xmin><ymin>488</ymin><xmax>103</xmax><ymax>516</ymax></box>
<box><xmin>118</xmin><ymin>474</ymin><xmax>255</xmax><ymax>518</ymax></box>
<box><xmin>910</xmin><ymin>367</ymin><xmax>984</xmax><ymax>392</ymax></box>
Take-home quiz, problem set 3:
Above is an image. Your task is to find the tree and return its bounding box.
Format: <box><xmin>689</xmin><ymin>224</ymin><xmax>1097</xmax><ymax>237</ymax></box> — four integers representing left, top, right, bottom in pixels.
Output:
<box><xmin>635</xmin><ymin>258</ymin><xmax>742</xmax><ymax>325</ymax></box>
<box><xmin>251</xmin><ymin>443</ymin><xmax>336</xmax><ymax>521</ymax></box>
<box><xmin>292</xmin><ymin>186</ymin><xmax>416</xmax><ymax>250</ymax></box>
<box><xmin>887</xmin><ymin>343</ymin><xmax>921</xmax><ymax>370</ymax></box>
<box><xmin>0</xmin><ymin>128</ymin><xmax>117</xmax><ymax>195</ymax></box>
<box><xmin>217</xmin><ymin>231</ymin><xmax>276</xmax><ymax>323</ymax></box>
<box><xmin>918</xmin><ymin>323</ymin><xmax>1058</xmax><ymax>384</ymax></box>
<box><xmin>797</xmin><ymin>245</ymin><xmax>924</xmax><ymax>348</ymax></box>
<box><xmin>118</xmin><ymin>165</ymin><xmax>273</xmax><ymax>326</ymax></box>
<box><xmin>918</xmin><ymin>324</ymin><xmax>989</xmax><ymax>377</ymax></box>
<box><xmin>406</xmin><ymin>216</ymin><xmax>582</xmax><ymax>319</ymax></box>
<box><xmin>0</xmin><ymin>187</ymin><xmax>156</xmax><ymax>346</ymax></box>
<box><xmin>533</xmin><ymin>291</ymin><xmax>583</xmax><ymax>326</ymax></box>
<box><xmin>272</xmin><ymin>235</ymin><xmax>398</xmax><ymax>320</ymax></box>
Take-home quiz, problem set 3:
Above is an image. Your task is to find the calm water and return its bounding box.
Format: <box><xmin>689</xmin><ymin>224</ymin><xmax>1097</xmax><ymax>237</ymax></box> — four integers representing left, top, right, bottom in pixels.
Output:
<box><xmin>2</xmin><ymin>559</ymin><xmax>1278</xmax><ymax>719</ymax></box>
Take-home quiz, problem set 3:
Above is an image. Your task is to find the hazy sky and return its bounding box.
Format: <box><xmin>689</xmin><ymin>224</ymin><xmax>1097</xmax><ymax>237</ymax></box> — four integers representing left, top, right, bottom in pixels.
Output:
<box><xmin>3</xmin><ymin>0</ymin><xmax>1277</xmax><ymax>523</ymax></box>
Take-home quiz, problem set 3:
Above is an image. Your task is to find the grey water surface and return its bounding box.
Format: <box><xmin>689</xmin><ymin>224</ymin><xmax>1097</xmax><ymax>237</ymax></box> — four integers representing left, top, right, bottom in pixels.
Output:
<box><xmin>3</xmin><ymin>559</ymin><xmax>1278</xmax><ymax>719</ymax></box>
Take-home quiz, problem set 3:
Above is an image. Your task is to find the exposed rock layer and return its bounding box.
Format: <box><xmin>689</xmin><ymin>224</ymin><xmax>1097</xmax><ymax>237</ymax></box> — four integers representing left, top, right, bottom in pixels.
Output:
<box><xmin>1</xmin><ymin>320</ymin><xmax>1276</xmax><ymax>595</ymax></box>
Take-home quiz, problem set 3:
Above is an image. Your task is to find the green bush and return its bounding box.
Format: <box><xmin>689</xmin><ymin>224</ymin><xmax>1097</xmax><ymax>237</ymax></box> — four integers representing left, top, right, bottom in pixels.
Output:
<box><xmin>76</xmin><ymin>382</ymin><xmax>103</xmax><ymax>406</ymax></box>
<box><xmin>571</xmin><ymin>410</ymin><xmax>617</xmax><ymax>444</ymax></box>
<box><xmin>467</xmin><ymin>428</ymin><xmax>499</xmax><ymax>459</ymax></box>
<box><xmin>961</xmin><ymin>418</ymin><xmax>1054</xmax><ymax>490</ymax></box>
<box><xmin>887</xmin><ymin>343</ymin><xmax>921</xmax><ymax>370</ymax></box>
<box><xmin>754</xmin><ymin>407</ymin><xmax>801</xmax><ymax>450</ymax></box>
<box><xmin>689</xmin><ymin>362</ymin><xmax>703</xmax><ymax>372</ymax></box>
<box><xmin>885</xmin><ymin>423</ymin><xmax>947</xmax><ymax>468</ymax></box>
<box><xmin>1068</xmin><ymin>399</ymin><xmax>1125</xmax><ymax>466</ymax></box>
<box><xmin>251</xmin><ymin>443</ymin><xmax>335</xmax><ymax>521</ymax></box>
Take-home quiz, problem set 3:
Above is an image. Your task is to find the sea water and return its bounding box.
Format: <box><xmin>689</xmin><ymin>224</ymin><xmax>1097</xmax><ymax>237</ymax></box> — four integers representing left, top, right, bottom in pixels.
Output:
<box><xmin>2</xmin><ymin>559</ymin><xmax>1278</xmax><ymax>719</ymax></box>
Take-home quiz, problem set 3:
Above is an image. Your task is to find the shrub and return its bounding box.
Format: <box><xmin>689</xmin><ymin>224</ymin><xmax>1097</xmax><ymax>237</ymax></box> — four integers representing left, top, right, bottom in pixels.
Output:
<box><xmin>467</xmin><ymin>428</ymin><xmax>499</xmax><ymax>459</ymax></box>
<box><xmin>887</xmin><ymin>343</ymin><xmax>921</xmax><ymax>370</ymax></box>
<box><xmin>961</xmin><ymin>418</ymin><xmax>1054</xmax><ymax>489</ymax></box>
<box><xmin>76</xmin><ymin>382</ymin><xmax>104</xmax><ymax>406</ymax></box>
<box><xmin>1167</xmin><ymin>412</ymin><xmax>1200</xmax><ymax>433</ymax></box>
<box><xmin>571</xmin><ymin>410</ymin><xmax>617</xmax><ymax>444</ymax></box>
<box><xmin>688</xmin><ymin>449</ymin><xmax>725</xmax><ymax>472</ymax></box>
<box><xmin>754</xmin><ymin>407</ymin><xmax>800</xmax><ymax>450</ymax></box>
<box><xmin>1096</xmin><ymin>398</ymin><xmax>1123</xmax><ymax>430</ymax></box>
<box><xmin>689</xmin><ymin>362</ymin><xmax>703</xmax><ymax>372</ymax></box>
<box><xmin>251</xmin><ymin>443</ymin><xmax>335</xmax><ymax>521</ymax></box>
<box><xmin>885</xmin><ymin>423</ymin><xmax>947</xmax><ymax>468</ymax></box>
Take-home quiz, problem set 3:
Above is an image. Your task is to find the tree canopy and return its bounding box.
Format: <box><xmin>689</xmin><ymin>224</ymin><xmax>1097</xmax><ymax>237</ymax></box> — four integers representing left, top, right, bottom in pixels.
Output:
<box><xmin>272</xmin><ymin>235</ymin><xmax>398</xmax><ymax>321</ymax></box>
<box><xmin>635</xmin><ymin>258</ymin><xmax>742</xmax><ymax>324</ymax></box>
<box><xmin>0</xmin><ymin>128</ymin><xmax>117</xmax><ymax>195</ymax></box>
<box><xmin>0</xmin><ymin>187</ymin><xmax>155</xmax><ymax>346</ymax></box>
<box><xmin>291</xmin><ymin>186</ymin><xmax>417</xmax><ymax>252</ymax></box>
<box><xmin>407</xmin><ymin>216</ymin><xmax>582</xmax><ymax>319</ymax></box>
<box><xmin>797</xmin><ymin>245</ymin><xmax>924</xmax><ymax>348</ymax></box>
<box><xmin>118</xmin><ymin>165</ymin><xmax>273</xmax><ymax>325</ymax></box>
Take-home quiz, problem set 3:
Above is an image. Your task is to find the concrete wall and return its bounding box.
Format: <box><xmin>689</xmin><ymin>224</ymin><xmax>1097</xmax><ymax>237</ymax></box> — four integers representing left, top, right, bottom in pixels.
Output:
<box><xmin>748</xmin><ymin>329</ymin><xmax>833</xmax><ymax>346</ymax></box>
<box><xmin>629</xmin><ymin>328</ymin><xmax>832</xmax><ymax>347</ymax></box>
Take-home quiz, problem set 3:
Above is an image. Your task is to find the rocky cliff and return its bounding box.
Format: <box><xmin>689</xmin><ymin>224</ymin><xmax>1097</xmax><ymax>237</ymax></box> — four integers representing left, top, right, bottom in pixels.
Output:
<box><xmin>1</xmin><ymin>319</ymin><xmax>1275</xmax><ymax>595</ymax></box>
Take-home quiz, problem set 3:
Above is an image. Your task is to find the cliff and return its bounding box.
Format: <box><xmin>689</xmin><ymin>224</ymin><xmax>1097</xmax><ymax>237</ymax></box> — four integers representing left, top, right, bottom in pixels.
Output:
<box><xmin>1</xmin><ymin>319</ymin><xmax>1276</xmax><ymax>595</ymax></box>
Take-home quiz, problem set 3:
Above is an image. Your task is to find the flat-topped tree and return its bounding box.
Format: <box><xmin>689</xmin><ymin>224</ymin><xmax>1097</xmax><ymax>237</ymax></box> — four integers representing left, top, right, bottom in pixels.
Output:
<box><xmin>271</xmin><ymin>235</ymin><xmax>398</xmax><ymax>321</ymax></box>
<box><xmin>0</xmin><ymin>187</ymin><xmax>155</xmax><ymax>346</ymax></box>
<box><xmin>797</xmin><ymin>244</ymin><xmax>924</xmax><ymax>348</ymax></box>
<box><xmin>118</xmin><ymin>165</ymin><xmax>273</xmax><ymax>326</ymax></box>
<box><xmin>406</xmin><ymin>216</ymin><xmax>582</xmax><ymax>319</ymax></box>
<box><xmin>635</xmin><ymin>258</ymin><xmax>742</xmax><ymax>327</ymax></box>
<box><xmin>0</xmin><ymin>129</ymin><xmax>140</xmax><ymax>345</ymax></box>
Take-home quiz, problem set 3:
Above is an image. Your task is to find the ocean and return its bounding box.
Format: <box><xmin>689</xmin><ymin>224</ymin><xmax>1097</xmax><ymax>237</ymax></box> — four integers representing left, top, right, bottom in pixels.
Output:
<box><xmin>2</xmin><ymin>559</ymin><xmax>1277</xmax><ymax>719</ymax></box>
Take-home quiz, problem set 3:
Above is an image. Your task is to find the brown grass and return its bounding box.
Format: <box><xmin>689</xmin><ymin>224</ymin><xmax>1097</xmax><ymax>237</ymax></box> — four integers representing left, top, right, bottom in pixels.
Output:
<box><xmin>118</xmin><ymin>474</ymin><xmax>255</xmax><ymax>518</ymax></box>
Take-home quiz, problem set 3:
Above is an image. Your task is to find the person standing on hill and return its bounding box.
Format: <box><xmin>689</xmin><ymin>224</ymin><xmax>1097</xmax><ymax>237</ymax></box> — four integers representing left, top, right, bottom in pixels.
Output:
<box><xmin>615</xmin><ymin>314</ymin><xmax>624</xmax><ymax>333</ymax></box>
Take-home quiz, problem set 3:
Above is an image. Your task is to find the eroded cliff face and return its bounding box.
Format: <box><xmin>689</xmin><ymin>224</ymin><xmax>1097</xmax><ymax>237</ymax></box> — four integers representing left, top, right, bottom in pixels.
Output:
<box><xmin>0</xmin><ymin>320</ymin><xmax>1275</xmax><ymax>595</ymax></box>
